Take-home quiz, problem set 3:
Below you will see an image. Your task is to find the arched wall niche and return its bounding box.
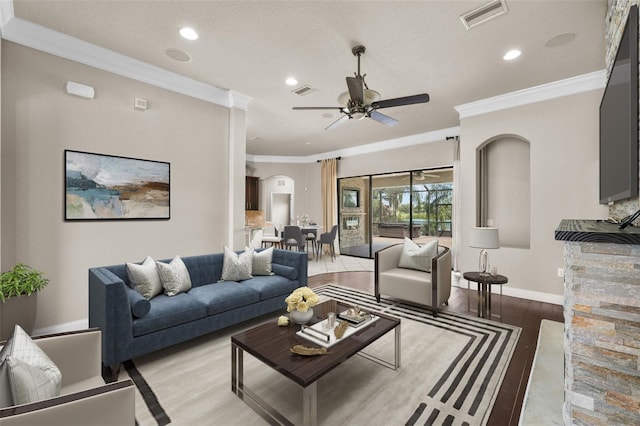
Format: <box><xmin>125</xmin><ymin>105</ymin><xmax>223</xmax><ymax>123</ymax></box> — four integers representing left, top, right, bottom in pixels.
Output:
<box><xmin>477</xmin><ymin>134</ymin><xmax>531</xmax><ymax>249</ymax></box>
<box><xmin>263</xmin><ymin>175</ymin><xmax>295</xmax><ymax>228</ymax></box>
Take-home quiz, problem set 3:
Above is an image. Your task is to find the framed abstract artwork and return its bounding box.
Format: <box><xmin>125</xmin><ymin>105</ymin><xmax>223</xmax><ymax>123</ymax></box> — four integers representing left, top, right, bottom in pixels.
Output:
<box><xmin>65</xmin><ymin>150</ymin><xmax>170</xmax><ymax>220</ymax></box>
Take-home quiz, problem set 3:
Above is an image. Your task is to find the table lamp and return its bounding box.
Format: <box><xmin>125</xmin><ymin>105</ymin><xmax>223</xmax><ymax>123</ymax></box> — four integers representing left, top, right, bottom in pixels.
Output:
<box><xmin>469</xmin><ymin>227</ymin><xmax>500</xmax><ymax>276</ymax></box>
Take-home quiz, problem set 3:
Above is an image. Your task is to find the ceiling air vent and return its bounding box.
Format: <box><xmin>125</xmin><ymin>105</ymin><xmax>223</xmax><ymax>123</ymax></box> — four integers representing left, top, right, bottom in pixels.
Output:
<box><xmin>460</xmin><ymin>0</ymin><xmax>509</xmax><ymax>30</ymax></box>
<box><xmin>292</xmin><ymin>85</ymin><xmax>318</xmax><ymax>96</ymax></box>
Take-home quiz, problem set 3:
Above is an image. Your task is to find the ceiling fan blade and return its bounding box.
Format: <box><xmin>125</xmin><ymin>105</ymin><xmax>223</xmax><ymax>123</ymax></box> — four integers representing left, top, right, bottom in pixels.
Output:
<box><xmin>372</xmin><ymin>93</ymin><xmax>430</xmax><ymax>109</ymax></box>
<box><xmin>325</xmin><ymin>114</ymin><xmax>350</xmax><ymax>130</ymax></box>
<box><xmin>346</xmin><ymin>77</ymin><xmax>364</xmax><ymax>104</ymax></box>
<box><xmin>293</xmin><ymin>106</ymin><xmax>344</xmax><ymax>110</ymax></box>
<box><xmin>369</xmin><ymin>110</ymin><xmax>399</xmax><ymax>127</ymax></box>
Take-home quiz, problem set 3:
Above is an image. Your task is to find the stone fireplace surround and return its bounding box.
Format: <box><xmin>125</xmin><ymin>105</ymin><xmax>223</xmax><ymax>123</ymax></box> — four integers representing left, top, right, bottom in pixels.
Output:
<box><xmin>556</xmin><ymin>220</ymin><xmax>640</xmax><ymax>425</ymax></box>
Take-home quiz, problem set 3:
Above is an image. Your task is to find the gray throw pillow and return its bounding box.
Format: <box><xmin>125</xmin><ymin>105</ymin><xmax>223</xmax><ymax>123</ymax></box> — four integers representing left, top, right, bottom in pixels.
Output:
<box><xmin>398</xmin><ymin>238</ymin><xmax>438</xmax><ymax>272</ymax></box>
<box><xmin>126</xmin><ymin>255</ymin><xmax>162</xmax><ymax>299</ymax></box>
<box><xmin>251</xmin><ymin>247</ymin><xmax>274</xmax><ymax>276</ymax></box>
<box><xmin>0</xmin><ymin>325</ymin><xmax>62</xmax><ymax>406</ymax></box>
<box><xmin>220</xmin><ymin>247</ymin><xmax>253</xmax><ymax>281</ymax></box>
<box><xmin>156</xmin><ymin>256</ymin><xmax>192</xmax><ymax>296</ymax></box>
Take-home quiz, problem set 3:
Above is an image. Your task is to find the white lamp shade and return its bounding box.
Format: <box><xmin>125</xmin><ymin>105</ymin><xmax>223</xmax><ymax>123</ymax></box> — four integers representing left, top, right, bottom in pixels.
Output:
<box><xmin>469</xmin><ymin>227</ymin><xmax>500</xmax><ymax>249</ymax></box>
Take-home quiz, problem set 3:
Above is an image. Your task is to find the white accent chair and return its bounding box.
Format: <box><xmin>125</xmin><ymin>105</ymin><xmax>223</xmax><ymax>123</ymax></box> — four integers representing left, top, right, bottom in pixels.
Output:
<box><xmin>375</xmin><ymin>244</ymin><xmax>452</xmax><ymax>317</ymax></box>
<box><xmin>0</xmin><ymin>328</ymin><xmax>135</xmax><ymax>425</ymax></box>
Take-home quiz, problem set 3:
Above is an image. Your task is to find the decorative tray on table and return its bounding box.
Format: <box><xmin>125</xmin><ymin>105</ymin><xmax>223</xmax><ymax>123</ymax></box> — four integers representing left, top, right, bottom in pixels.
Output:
<box><xmin>338</xmin><ymin>309</ymin><xmax>371</xmax><ymax>327</ymax></box>
<box><xmin>296</xmin><ymin>312</ymin><xmax>379</xmax><ymax>348</ymax></box>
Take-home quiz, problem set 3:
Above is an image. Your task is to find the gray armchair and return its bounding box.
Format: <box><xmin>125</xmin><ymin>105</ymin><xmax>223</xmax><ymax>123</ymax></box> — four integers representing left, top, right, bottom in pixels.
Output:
<box><xmin>0</xmin><ymin>328</ymin><xmax>135</xmax><ymax>426</ymax></box>
<box><xmin>375</xmin><ymin>244</ymin><xmax>451</xmax><ymax>317</ymax></box>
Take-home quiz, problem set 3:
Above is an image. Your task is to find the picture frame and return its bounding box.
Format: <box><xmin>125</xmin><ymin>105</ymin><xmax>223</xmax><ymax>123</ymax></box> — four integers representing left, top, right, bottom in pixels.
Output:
<box><xmin>342</xmin><ymin>188</ymin><xmax>360</xmax><ymax>208</ymax></box>
<box><xmin>65</xmin><ymin>150</ymin><xmax>170</xmax><ymax>220</ymax></box>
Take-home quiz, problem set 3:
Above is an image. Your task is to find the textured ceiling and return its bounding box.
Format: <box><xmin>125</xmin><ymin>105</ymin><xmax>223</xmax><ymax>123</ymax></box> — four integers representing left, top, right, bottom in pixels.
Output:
<box><xmin>13</xmin><ymin>0</ymin><xmax>607</xmax><ymax>157</ymax></box>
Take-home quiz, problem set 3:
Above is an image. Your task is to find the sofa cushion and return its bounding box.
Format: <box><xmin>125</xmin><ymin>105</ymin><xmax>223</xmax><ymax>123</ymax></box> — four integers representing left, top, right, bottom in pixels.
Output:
<box><xmin>156</xmin><ymin>256</ymin><xmax>192</xmax><ymax>296</ymax></box>
<box><xmin>271</xmin><ymin>264</ymin><xmax>297</xmax><ymax>280</ymax></box>
<box><xmin>398</xmin><ymin>238</ymin><xmax>438</xmax><ymax>272</ymax></box>
<box><xmin>126</xmin><ymin>256</ymin><xmax>162</xmax><ymax>299</ymax></box>
<box><xmin>252</xmin><ymin>247</ymin><xmax>274</xmax><ymax>276</ymax></box>
<box><xmin>220</xmin><ymin>247</ymin><xmax>253</xmax><ymax>281</ymax></box>
<box><xmin>187</xmin><ymin>282</ymin><xmax>261</xmax><ymax>315</ymax></box>
<box><xmin>242</xmin><ymin>275</ymin><xmax>297</xmax><ymax>301</ymax></box>
<box><xmin>181</xmin><ymin>254</ymin><xmax>221</xmax><ymax>287</ymax></box>
<box><xmin>132</xmin><ymin>293</ymin><xmax>207</xmax><ymax>337</ymax></box>
<box><xmin>0</xmin><ymin>325</ymin><xmax>62</xmax><ymax>406</ymax></box>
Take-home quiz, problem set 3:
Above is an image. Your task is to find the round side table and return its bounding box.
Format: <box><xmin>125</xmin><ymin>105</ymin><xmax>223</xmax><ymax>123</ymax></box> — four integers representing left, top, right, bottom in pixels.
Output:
<box><xmin>462</xmin><ymin>272</ymin><xmax>508</xmax><ymax>320</ymax></box>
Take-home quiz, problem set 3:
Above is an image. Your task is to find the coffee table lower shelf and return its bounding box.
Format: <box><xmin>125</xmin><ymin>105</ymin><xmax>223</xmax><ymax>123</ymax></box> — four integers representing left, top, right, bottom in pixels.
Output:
<box><xmin>230</xmin><ymin>300</ymin><xmax>400</xmax><ymax>426</ymax></box>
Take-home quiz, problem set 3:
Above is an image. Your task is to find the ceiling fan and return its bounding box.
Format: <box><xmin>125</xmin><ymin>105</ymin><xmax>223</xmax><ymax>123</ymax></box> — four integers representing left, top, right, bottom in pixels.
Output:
<box><xmin>293</xmin><ymin>45</ymin><xmax>430</xmax><ymax>130</ymax></box>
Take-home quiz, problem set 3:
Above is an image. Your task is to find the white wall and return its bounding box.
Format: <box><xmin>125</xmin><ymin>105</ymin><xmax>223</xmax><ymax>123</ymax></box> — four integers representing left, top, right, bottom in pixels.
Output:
<box><xmin>1</xmin><ymin>42</ymin><xmax>236</xmax><ymax>330</ymax></box>
<box><xmin>250</xmin><ymin>161</ymin><xmax>322</xmax><ymax>225</ymax></box>
<box><xmin>338</xmin><ymin>139</ymin><xmax>454</xmax><ymax>178</ymax></box>
<box><xmin>459</xmin><ymin>89</ymin><xmax>608</xmax><ymax>300</ymax></box>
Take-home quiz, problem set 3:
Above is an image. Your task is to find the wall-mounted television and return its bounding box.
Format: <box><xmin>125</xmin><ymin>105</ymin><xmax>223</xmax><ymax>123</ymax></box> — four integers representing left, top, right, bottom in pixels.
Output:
<box><xmin>600</xmin><ymin>5</ymin><xmax>638</xmax><ymax>204</ymax></box>
<box><xmin>342</xmin><ymin>188</ymin><xmax>360</xmax><ymax>208</ymax></box>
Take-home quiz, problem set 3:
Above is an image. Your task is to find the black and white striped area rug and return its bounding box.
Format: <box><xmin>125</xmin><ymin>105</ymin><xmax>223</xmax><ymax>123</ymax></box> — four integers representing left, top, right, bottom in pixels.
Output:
<box><xmin>315</xmin><ymin>284</ymin><xmax>520</xmax><ymax>426</ymax></box>
<box><xmin>124</xmin><ymin>284</ymin><xmax>520</xmax><ymax>426</ymax></box>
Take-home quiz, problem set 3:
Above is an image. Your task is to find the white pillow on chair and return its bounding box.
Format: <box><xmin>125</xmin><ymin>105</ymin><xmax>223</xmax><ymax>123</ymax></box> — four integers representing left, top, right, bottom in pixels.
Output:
<box><xmin>0</xmin><ymin>325</ymin><xmax>62</xmax><ymax>406</ymax></box>
<box><xmin>398</xmin><ymin>238</ymin><xmax>438</xmax><ymax>272</ymax></box>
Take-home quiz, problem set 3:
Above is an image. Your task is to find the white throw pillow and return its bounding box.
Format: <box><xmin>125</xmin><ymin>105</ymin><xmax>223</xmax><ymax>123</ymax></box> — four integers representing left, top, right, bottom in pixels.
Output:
<box><xmin>0</xmin><ymin>325</ymin><xmax>62</xmax><ymax>406</ymax></box>
<box><xmin>126</xmin><ymin>256</ymin><xmax>162</xmax><ymax>299</ymax></box>
<box><xmin>220</xmin><ymin>247</ymin><xmax>253</xmax><ymax>281</ymax></box>
<box><xmin>156</xmin><ymin>256</ymin><xmax>192</xmax><ymax>296</ymax></box>
<box><xmin>251</xmin><ymin>247</ymin><xmax>274</xmax><ymax>276</ymax></box>
<box><xmin>398</xmin><ymin>238</ymin><xmax>438</xmax><ymax>272</ymax></box>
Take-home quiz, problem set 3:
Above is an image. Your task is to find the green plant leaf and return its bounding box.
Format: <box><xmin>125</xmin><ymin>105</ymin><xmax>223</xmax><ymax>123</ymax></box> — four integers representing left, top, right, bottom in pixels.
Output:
<box><xmin>0</xmin><ymin>263</ymin><xmax>49</xmax><ymax>302</ymax></box>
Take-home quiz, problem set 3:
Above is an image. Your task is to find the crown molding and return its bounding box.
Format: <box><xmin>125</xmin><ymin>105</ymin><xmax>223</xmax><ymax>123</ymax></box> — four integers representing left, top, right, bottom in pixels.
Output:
<box><xmin>247</xmin><ymin>126</ymin><xmax>461</xmax><ymax>164</ymax></box>
<box><xmin>0</xmin><ymin>12</ymin><xmax>251</xmax><ymax>110</ymax></box>
<box><xmin>0</xmin><ymin>0</ymin><xmax>14</xmax><ymax>29</ymax></box>
<box><xmin>455</xmin><ymin>70</ymin><xmax>606</xmax><ymax>119</ymax></box>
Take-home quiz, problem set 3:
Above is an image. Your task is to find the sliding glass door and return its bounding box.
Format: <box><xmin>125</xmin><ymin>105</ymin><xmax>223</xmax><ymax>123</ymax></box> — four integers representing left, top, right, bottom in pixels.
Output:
<box><xmin>338</xmin><ymin>168</ymin><xmax>453</xmax><ymax>259</ymax></box>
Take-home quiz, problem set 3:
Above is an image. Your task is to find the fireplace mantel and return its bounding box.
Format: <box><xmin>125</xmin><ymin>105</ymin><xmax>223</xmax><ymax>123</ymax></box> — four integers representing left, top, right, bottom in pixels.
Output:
<box><xmin>555</xmin><ymin>219</ymin><xmax>640</xmax><ymax>245</ymax></box>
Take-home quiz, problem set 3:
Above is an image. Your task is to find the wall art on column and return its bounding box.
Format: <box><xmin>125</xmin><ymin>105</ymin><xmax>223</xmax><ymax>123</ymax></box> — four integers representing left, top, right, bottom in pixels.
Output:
<box><xmin>65</xmin><ymin>150</ymin><xmax>170</xmax><ymax>220</ymax></box>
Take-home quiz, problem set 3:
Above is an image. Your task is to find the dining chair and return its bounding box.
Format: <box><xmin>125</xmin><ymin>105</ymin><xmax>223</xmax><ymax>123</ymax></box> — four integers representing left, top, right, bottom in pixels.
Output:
<box><xmin>261</xmin><ymin>224</ymin><xmax>282</xmax><ymax>248</ymax></box>
<box><xmin>316</xmin><ymin>224</ymin><xmax>339</xmax><ymax>261</ymax></box>
<box><xmin>248</xmin><ymin>229</ymin><xmax>263</xmax><ymax>249</ymax></box>
<box><xmin>283</xmin><ymin>225</ymin><xmax>305</xmax><ymax>252</ymax></box>
<box><xmin>304</xmin><ymin>227</ymin><xmax>317</xmax><ymax>256</ymax></box>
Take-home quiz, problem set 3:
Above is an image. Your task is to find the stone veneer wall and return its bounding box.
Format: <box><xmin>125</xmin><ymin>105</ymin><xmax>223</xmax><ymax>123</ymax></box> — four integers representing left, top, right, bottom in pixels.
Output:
<box><xmin>339</xmin><ymin>177</ymin><xmax>367</xmax><ymax>248</ymax></box>
<box><xmin>563</xmin><ymin>241</ymin><xmax>640</xmax><ymax>425</ymax></box>
<box><xmin>606</xmin><ymin>0</ymin><xmax>640</xmax><ymax>218</ymax></box>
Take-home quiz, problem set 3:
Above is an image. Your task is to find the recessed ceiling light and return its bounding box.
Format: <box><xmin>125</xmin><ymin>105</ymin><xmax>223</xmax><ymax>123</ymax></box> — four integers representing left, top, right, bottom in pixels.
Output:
<box><xmin>285</xmin><ymin>77</ymin><xmax>298</xmax><ymax>86</ymax></box>
<box><xmin>503</xmin><ymin>49</ymin><xmax>521</xmax><ymax>61</ymax></box>
<box><xmin>165</xmin><ymin>48</ymin><xmax>192</xmax><ymax>63</ymax></box>
<box><xmin>305</xmin><ymin>142</ymin><xmax>311</xmax><ymax>145</ymax></box>
<box><xmin>545</xmin><ymin>33</ymin><xmax>576</xmax><ymax>48</ymax></box>
<box><xmin>321</xmin><ymin>112</ymin><xmax>335</xmax><ymax>118</ymax></box>
<box><xmin>179</xmin><ymin>27</ymin><xmax>199</xmax><ymax>41</ymax></box>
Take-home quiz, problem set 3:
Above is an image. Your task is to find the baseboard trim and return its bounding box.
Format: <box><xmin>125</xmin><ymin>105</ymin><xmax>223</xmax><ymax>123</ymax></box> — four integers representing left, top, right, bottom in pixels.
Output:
<box><xmin>34</xmin><ymin>318</ymin><xmax>89</xmax><ymax>336</ymax></box>
<box><xmin>453</xmin><ymin>280</ymin><xmax>563</xmax><ymax>305</ymax></box>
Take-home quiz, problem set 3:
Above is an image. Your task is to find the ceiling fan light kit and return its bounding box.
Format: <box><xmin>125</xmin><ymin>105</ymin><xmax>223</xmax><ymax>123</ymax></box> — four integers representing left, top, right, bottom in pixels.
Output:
<box><xmin>293</xmin><ymin>44</ymin><xmax>429</xmax><ymax>130</ymax></box>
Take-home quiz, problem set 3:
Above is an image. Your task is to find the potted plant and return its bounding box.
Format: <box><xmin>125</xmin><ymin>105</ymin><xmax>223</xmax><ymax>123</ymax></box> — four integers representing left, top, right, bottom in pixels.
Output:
<box><xmin>0</xmin><ymin>263</ymin><xmax>49</xmax><ymax>340</ymax></box>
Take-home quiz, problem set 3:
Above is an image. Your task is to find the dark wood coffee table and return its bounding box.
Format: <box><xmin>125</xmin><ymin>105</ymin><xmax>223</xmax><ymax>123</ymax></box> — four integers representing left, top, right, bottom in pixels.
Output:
<box><xmin>231</xmin><ymin>299</ymin><xmax>401</xmax><ymax>426</ymax></box>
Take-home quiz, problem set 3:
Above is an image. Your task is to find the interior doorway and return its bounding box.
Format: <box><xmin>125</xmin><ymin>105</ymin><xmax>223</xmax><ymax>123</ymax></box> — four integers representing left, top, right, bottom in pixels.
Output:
<box><xmin>271</xmin><ymin>193</ymin><xmax>292</xmax><ymax>229</ymax></box>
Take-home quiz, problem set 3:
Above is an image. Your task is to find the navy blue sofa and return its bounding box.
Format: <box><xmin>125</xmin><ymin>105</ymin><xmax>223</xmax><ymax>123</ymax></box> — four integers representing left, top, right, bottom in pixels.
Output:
<box><xmin>89</xmin><ymin>249</ymin><xmax>307</xmax><ymax>380</ymax></box>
